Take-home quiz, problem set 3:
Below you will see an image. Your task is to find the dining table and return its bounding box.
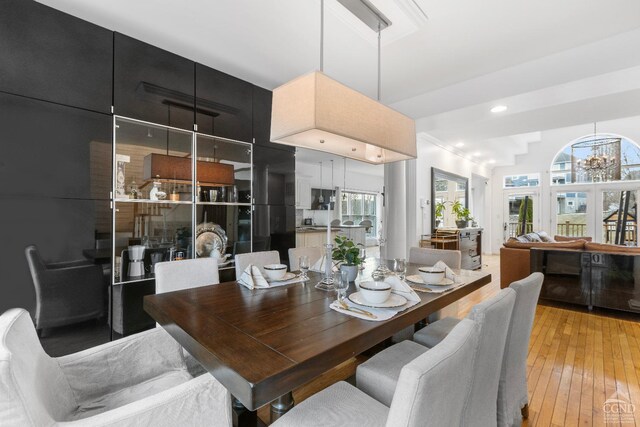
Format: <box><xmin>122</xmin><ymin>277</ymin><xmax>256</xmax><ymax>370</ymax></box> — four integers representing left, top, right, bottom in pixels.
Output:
<box><xmin>144</xmin><ymin>258</ymin><xmax>492</xmax><ymax>426</ymax></box>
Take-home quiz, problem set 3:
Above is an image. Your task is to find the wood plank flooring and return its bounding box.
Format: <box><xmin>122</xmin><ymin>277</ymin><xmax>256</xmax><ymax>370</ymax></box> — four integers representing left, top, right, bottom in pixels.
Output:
<box><xmin>257</xmin><ymin>255</ymin><xmax>640</xmax><ymax>426</ymax></box>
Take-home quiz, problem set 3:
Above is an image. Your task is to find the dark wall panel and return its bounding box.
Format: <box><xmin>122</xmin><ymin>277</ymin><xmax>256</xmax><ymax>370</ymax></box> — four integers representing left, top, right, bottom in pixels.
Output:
<box><xmin>0</xmin><ymin>0</ymin><xmax>112</xmax><ymax>113</ymax></box>
<box><xmin>114</xmin><ymin>33</ymin><xmax>194</xmax><ymax>130</ymax></box>
<box><xmin>0</xmin><ymin>92</ymin><xmax>112</xmax><ymax>200</ymax></box>
<box><xmin>253</xmin><ymin>145</ymin><xmax>295</xmax><ymax>205</ymax></box>
<box><xmin>196</xmin><ymin>65</ymin><xmax>253</xmax><ymax>142</ymax></box>
<box><xmin>0</xmin><ymin>198</ymin><xmax>111</xmax><ymax>315</ymax></box>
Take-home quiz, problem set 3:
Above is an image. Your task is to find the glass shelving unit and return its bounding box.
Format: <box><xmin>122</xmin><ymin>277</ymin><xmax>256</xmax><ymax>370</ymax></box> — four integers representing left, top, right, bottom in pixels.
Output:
<box><xmin>112</xmin><ymin>117</ymin><xmax>253</xmax><ymax>284</ymax></box>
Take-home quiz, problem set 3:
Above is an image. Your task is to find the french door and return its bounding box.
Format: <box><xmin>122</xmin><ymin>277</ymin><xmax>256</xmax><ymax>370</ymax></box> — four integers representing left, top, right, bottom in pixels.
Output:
<box><xmin>503</xmin><ymin>190</ymin><xmax>540</xmax><ymax>241</ymax></box>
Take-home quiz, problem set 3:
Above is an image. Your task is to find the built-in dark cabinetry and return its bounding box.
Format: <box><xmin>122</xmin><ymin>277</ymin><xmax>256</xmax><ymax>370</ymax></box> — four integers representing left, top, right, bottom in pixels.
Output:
<box><xmin>196</xmin><ymin>65</ymin><xmax>253</xmax><ymax>142</ymax></box>
<box><xmin>252</xmin><ymin>86</ymin><xmax>272</xmax><ymax>145</ymax></box>
<box><xmin>0</xmin><ymin>92</ymin><xmax>112</xmax><ymax>200</ymax></box>
<box><xmin>0</xmin><ymin>0</ymin><xmax>112</xmax><ymax>113</ymax></box>
<box><xmin>114</xmin><ymin>33</ymin><xmax>195</xmax><ymax>130</ymax></box>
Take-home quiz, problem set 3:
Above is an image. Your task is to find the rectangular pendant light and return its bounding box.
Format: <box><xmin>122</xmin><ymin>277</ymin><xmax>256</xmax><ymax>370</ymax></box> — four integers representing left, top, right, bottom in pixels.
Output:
<box><xmin>270</xmin><ymin>71</ymin><xmax>416</xmax><ymax>164</ymax></box>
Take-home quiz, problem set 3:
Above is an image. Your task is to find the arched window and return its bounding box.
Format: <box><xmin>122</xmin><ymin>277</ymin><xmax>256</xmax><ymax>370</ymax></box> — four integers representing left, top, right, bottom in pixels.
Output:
<box><xmin>551</xmin><ymin>133</ymin><xmax>640</xmax><ymax>185</ymax></box>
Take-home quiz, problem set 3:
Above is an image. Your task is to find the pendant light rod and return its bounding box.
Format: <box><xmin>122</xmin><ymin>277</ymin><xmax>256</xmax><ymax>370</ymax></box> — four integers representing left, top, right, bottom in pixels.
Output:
<box><xmin>320</xmin><ymin>0</ymin><xmax>324</xmax><ymax>72</ymax></box>
<box><xmin>377</xmin><ymin>21</ymin><xmax>381</xmax><ymax>101</ymax></box>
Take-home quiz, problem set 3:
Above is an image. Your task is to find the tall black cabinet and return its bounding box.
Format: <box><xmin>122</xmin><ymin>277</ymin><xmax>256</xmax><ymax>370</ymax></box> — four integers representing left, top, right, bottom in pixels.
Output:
<box><xmin>1</xmin><ymin>0</ymin><xmax>297</xmax><ymax>354</ymax></box>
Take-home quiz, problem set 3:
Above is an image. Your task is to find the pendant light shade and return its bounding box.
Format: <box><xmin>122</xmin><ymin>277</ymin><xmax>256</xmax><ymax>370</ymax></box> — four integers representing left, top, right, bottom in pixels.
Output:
<box><xmin>270</xmin><ymin>71</ymin><xmax>416</xmax><ymax>164</ymax></box>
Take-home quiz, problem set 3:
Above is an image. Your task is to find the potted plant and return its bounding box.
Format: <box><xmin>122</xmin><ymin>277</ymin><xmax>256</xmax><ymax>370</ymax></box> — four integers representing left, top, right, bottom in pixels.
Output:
<box><xmin>331</xmin><ymin>235</ymin><xmax>363</xmax><ymax>282</ymax></box>
<box><xmin>451</xmin><ymin>201</ymin><xmax>472</xmax><ymax>228</ymax></box>
<box><xmin>435</xmin><ymin>201</ymin><xmax>447</xmax><ymax>227</ymax></box>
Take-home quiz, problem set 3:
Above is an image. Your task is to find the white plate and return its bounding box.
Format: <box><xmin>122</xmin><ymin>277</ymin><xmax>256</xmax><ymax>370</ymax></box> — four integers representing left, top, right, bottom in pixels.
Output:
<box><xmin>406</xmin><ymin>275</ymin><xmax>454</xmax><ymax>286</ymax></box>
<box><xmin>265</xmin><ymin>272</ymin><xmax>296</xmax><ymax>282</ymax></box>
<box><xmin>348</xmin><ymin>292</ymin><xmax>407</xmax><ymax>308</ymax></box>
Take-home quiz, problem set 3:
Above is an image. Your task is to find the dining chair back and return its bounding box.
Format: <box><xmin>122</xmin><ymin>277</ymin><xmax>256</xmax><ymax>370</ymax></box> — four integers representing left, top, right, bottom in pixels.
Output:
<box><xmin>330</xmin><ymin>219</ymin><xmax>341</xmax><ymax>227</ymax></box>
<box><xmin>359</xmin><ymin>220</ymin><xmax>373</xmax><ymax>233</ymax></box>
<box><xmin>386</xmin><ymin>318</ymin><xmax>480</xmax><ymax>427</ymax></box>
<box><xmin>155</xmin><ymin>258</ymin><xmax>220</xmax><ymax>294</ymax></box>
<box><xmin>343</xmin><ymin>220</ymin><xmax>354</xmax><ymax>225</ymax></box>
<box><xmin>460</xmin><ymin>288</ymin><xmax>516</xmax><ymax>426</ymax></box>
<box><xmin>498</xmin><ymin>272</ymin><xmax>544</xmax><ymax>426</ymax></box>
<box><xmin>235</xmin><ymin>250</ymin><xmax>281</xmax><ymax>278</ymax></box>
<box><xmin>288</xmin><ymin>247</ymin><xmax>323</xmax><ymax>271</ymax></box>
<box><xmin>408</xmin><ymin>247</ymin><xmax>461</xmax><ymax>268</ymax></box>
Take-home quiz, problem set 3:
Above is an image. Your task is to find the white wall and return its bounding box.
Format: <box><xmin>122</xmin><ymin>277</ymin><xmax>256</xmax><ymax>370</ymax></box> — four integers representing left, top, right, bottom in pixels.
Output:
<box><xmin>489</xmin><ymin>114</ymin><xmax>640</xmax><ymax>253</ymax></box>
<box><xmin>406</xmin><ymin>135</ymin><xmax>492</xmax><ymax>255</ymax></box>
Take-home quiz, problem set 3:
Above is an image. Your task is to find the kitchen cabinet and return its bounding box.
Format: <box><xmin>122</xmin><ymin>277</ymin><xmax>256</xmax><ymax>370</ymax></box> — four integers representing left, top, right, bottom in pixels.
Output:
<box><xmin>0</xmin><ymin>92</ymin><xmax>112</xmax><ymax>200</ymax></box>
<box><xmin>296</xmin><ymin>230</ymin><xmax>339</xmax><ymax>248</ymax></box>
<box><xmin>114</xmin><ymin>33</ymin><xmax>195</xmax><ymax>131</ymax></box>
<box><xmin>296</xmin><ymin>179</ymin><xmax>312</xmax><ymax>209</ymax></box>
<box><xmin>252</xmin><ymin>86</ymin><xmax>272</xmax><ymax>145</ymax></box>
<box><xmin>196</xmin><ymin>65</ymin><xmax>253</xmax><ymax>142</ymax></box>
<box><xmin>0</xmin><ymin>0</ymin><xmax>112</xmax><ymax>113</ymax></box>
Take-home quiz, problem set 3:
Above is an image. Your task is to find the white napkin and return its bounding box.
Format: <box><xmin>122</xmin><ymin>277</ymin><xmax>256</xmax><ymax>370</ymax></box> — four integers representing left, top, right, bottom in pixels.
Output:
<box><xmin>384</xmin><ymin>276</ymin><xmax>421</xmax><ymax>302</ymax></box>
<box><xmin>433</xmin><ymin>260</ymin><xmax>457</xmax><ymax>280</ymax></box>
<box><xmin>329</xmin><ymin>297</ymin><xmax>420</xmax><ymax>321</ymax></box>
<box><xmin>237</xmin><ymin>265</ymin><xmax>269</xmax><ymax>289</ymax></box>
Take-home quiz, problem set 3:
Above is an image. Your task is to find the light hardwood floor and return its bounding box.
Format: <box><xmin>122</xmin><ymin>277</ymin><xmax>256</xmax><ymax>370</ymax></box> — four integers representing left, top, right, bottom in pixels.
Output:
<box><xmin>258</xmin><ymin>255</ymin><xmax>640</xmax><ymax>426</ymax></box>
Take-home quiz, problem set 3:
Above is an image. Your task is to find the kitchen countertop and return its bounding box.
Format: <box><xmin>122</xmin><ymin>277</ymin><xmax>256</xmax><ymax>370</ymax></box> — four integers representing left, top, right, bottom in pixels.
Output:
<box><xmin>296</xmin><ymin>225</ymin><xmax>367</xmax><ymax>233</ymax></box>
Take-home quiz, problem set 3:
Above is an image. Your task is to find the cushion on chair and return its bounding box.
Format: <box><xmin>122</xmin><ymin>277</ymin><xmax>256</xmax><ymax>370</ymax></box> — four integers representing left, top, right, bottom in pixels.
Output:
<box><xmin>413</xmin><ymin>316</ymin><xmax>461</xmax><ymax>348</ymax></box>
<box><xmin>271</xmin><ymin>381</ymin><xmax>387</xmax><ymax>427</ymax></box>
<box><xmin>70</xmin><ymin>370</ymin><xmax>193</xmax><ymax>420</ymax></box>
<box><xmin>356</xmin><ymin>340</ymin><xmax>429</xmax><ymax>407</ymax></box>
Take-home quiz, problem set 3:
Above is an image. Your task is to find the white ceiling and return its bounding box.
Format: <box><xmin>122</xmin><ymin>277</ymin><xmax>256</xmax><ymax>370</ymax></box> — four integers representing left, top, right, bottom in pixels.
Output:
<box><xmin>37</xmin><ymin>0</ymin><xmax>640</xmax><ymax>168</ymax></box>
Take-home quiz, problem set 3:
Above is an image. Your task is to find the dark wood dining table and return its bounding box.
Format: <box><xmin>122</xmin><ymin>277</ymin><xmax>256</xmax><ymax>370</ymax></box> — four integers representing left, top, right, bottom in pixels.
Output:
<box><xmin>144</xmin><ymin>259</ymin><xmax>491</xmax><ymax>426</ymax></box>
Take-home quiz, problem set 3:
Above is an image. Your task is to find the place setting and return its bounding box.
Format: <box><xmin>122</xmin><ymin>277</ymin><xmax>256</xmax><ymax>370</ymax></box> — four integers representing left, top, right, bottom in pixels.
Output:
<box><xmin>330</xmin><ymin>269</ymin><xmax>421</xmax><ymax>322</ymax></box>
<box><xmin>405</xmin><ymin>260</ymin><xmax>466</xmax><ymax>294</ymax></box>
<box><xmin>237</xmin><ymin>263</ymin><xmax>306</xmax><ymax>290</ymax></box>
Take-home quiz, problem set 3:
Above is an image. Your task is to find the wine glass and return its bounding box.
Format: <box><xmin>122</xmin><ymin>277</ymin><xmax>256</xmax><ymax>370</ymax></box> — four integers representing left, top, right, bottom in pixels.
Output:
<box><xmin>393</xmin><ymin>258</ymin><xmax>406</xmax><ymax>281</ymax></box>
<box><xmin>358</xmin><ymin>247</ymin><xmax>367</xmax><ymax>270</ymax></box>
<box><xmin>299</xmin><ymin>255</ymin><xmax>310</xmax><ymax>280</ymax></box>
<box><xmin>334</xmin><ymin>270</ymin><xmax>349</xmax><ymax>300</ymax></box>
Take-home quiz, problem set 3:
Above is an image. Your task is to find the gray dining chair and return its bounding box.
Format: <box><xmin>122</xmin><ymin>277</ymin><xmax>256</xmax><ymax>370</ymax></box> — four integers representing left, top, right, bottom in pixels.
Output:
<box><xmin>343</xmin><ymin>220</ymin><xmax>354</xmax><ymax>225</ymax></box>
<box><xmin>414</xmin><ymin>272</ymin><xmax>544</xmax><ymax>426</ymax></box>
<box><xmin>234</xmin><ymin>250</ymin><xmax>281</xmax><ymax>278</ymax></box>
<box><xmin>24</xmin><ymin>245</ymin><xmax>104</xmax><ymax>337</ymax></box>
<box><xmin>0</xmin><ymin>308</ymin><xmax>232</xmax><ymax>426</ymax></box>
<box><xmin>330</xmin><ymin>219</ymin><xmax>341</xmax><ymax>227</ymax></box>
<box><xmin>155</xmin><ymin>258</ymin><xmax>221</xmax><ymax>376</ymax></box>
<box><xmin>357</xmin><ymin>288</ymin><xmax>516</xmax><ymax>427</ymax></box>
<box><xmin>408</xmin><ymin>247</ymin><xmax>461</xmax><ymax>269</ymax></box>
<box><xmin>288</xmin><ymin>247</ymin><xmax>323</xmax><ymax>271</ymax></box>
<box><xmin>271</xmin><ymin>318</ymin><xmax>481</xmax><ymax>427</ymax></box>
<box><xmin>155</xmin><ymin>258</ymin><xmax>220</xmax><ymax>293</ymax></box>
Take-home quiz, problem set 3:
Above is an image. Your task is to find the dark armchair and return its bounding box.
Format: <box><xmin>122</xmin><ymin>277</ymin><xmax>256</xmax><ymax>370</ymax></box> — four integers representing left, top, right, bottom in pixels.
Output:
<box><xmin>25</xmin><ymin>245</ymin><xmax>104</xmax><ymax>335</ymax></box>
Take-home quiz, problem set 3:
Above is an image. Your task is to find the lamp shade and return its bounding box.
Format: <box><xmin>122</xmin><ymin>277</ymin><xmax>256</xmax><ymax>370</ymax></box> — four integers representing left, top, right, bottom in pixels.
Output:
<box><xmin>270</xmin><ymin>71</ymin><xmax>416</xmax><ymax>164</ymax></box>
<box><xmin>143</xmin><ymin>153</ymin><xmax>234</xmax><ymax>186</ymax></box>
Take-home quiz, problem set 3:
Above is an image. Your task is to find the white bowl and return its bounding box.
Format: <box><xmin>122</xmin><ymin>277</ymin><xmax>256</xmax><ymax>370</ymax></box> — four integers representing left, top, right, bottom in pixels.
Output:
<box><xmin>359</xmin><ymin>281</ymin><xmax>392</xmax><ymax>304</ymax></box>
<box><xmin>263</xmin><ymin>264</ymin><xmax>287</xmax><ymax>280</ymax></box>
<box><xmin>418</xmin><ymin>267</ymin><xmax>445</xmax><ymax>285</ymax></box>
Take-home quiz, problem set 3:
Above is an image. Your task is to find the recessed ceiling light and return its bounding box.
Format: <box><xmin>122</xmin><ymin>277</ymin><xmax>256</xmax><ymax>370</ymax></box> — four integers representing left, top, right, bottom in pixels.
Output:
<box><xmin>455</xmin><ymin>142</ymin><xmax>464</xmax><ymax>147</ymax></box>
<box><xmin>491</xmin><ymin>105</ymin><xmax>507</xmax><ymax>113</ymax></box>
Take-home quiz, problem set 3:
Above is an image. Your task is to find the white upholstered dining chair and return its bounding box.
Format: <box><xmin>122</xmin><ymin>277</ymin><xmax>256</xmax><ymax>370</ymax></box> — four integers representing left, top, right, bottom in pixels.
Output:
<box><xmin>234</xmin><ymin>250</ymin><xmax>280</xmax><ymax>278</ymax></box>
<box><xmin>414</xmin><ymin>272</ymin><xmax>544</xmax><ymax>426</ymax></box>
<box><xmin>0</xmin><ymin>308</ymin><xmax>232</xmax><ymax>426</ymax></box>
<box><xmin>288</xmin><ymin>247</ymin><xmax>323</xmax><ymax>271</ymax></box>
<box><xmin>271</xmin><ymin>318</ymin><xmax>481</xmax><ymax>427</ymax></box>
<box><xmin>356</xmin><ymin>288</ymin><xmax>516</xmax><ymax>427</ymax></box>
<box><xmin>408</xmin><ymin>247</ymin><xmax>461</xmax><ymax>269</ymax></box>
<box><xmin>155</xmin><ymin>258</ymin><xmax>220</xmax><ymax>293</ymax></box>
<box><xmin>155</xmin><ymin>258</ymin><xmax>221</xmax><ymax>376</ymax></box>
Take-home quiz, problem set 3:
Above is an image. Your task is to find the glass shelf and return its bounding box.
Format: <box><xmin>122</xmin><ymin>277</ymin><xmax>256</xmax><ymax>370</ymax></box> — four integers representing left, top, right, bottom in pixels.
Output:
<box><xmin>114</xmin><ymin>199</ymin><xmax>193</xmax><ymax>204</ymax></box>
<box><xmin>196</xmin><ymin>202</ymin><xmax>251</xmax><ymax>206</ymax></box>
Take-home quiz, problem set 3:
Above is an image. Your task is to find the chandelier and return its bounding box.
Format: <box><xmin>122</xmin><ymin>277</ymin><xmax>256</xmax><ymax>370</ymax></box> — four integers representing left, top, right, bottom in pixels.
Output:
<box><xmin>572</xmin><ymin>124</ymin><xmax>621</xmax><ymax>182</ymax></box>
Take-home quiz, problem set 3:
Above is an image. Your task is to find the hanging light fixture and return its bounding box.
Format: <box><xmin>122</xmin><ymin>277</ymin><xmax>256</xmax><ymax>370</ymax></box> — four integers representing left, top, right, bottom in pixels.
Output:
<box><xmin>318</xmin><ymin>161</ymin><xmax>324</xmax><ymax>204</ymax></box>
<box><xmin>573</xmin><ymin>122</ymin><xmax>621</xmax><ymax>182</ymax></box>
<box><xmin>270</xmin><ymin>0</ymin><xmax>416</xmax><ymax>165</ymax></box>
